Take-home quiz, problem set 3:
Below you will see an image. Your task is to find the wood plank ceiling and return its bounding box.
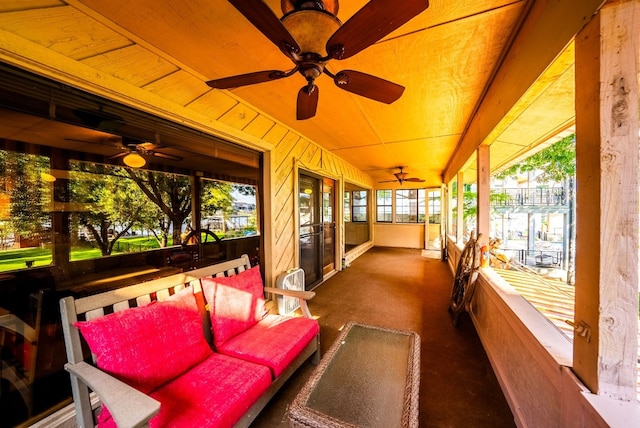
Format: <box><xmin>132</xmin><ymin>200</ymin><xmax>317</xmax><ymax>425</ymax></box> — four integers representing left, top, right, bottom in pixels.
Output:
<box><xmin>0</xmin><ymin>0</ymin><xmax>591</xmax><ymax>186</ymax></box>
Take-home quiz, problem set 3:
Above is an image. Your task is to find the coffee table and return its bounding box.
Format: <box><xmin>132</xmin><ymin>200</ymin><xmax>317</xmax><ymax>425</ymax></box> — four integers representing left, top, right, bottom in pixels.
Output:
<box><xmin>288</xmin><ymin>322</ymin><xmax>420</xmax><ymax>427</ymax></box>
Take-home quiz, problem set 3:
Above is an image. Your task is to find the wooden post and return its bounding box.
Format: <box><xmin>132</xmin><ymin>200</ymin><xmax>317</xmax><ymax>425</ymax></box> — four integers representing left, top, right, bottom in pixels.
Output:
<box><xmin>456</xmin><ymin>171</ymin><xmax>464</xmax><ymax>243</ymax></box>
<box><xmin>476</xmin><ymin>145</ymin><xmax>490</xmax><ymax>243</ymax></box>
<box><xmin>574</xmin><ymin>0</ymin><xmax>639</xmax><ymax>400</ymax></box>
<box><xmin>50</xmin><ymin>148</ymin><xmax>70</xmax><ymax>281</ymax></box>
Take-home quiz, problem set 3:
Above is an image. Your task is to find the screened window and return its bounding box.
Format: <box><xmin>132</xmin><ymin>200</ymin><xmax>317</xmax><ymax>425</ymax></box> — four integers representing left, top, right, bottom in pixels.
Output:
<box><xmin>395</xmin><ymin>189</ymin><xmax>426</xmax><ymax>223</ymax></box>
<box><xmin>428</xmin><ymin>190</ymin><xmax>441</xmax><ymax>224</ymax></box>
<box><xmin>0</xmin><ymin>151</ymin><xmax>260</xmax><ymax>273</ymax></box>
<box><xmin>376</xmin><ymin>189</ymin><xmax>393</xmax><ymax>222</ymax></box>
<box><xmin>352</xmin><ymin>190</ymin><xmax>368</xmax><ymax>222</ymax></box>
<box><xmin>343</xmin><ymin>191</ymin><xmax>351</xmax><ymax>222</ymax></box>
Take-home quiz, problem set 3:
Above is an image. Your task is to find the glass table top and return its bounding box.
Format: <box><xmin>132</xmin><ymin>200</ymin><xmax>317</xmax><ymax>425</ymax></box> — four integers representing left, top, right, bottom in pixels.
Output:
<box><xmin>289</xmin><ymin>322</ymin><xmax>420</xmax><ymax>427</ymax></box>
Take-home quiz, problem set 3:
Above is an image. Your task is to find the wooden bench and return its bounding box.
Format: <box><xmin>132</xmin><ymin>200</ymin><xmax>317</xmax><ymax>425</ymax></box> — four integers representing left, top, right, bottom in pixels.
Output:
<box><xmin>60</xmin><ymin>255</ymin><xmax>320</xmax><ymax>427</ymax></box>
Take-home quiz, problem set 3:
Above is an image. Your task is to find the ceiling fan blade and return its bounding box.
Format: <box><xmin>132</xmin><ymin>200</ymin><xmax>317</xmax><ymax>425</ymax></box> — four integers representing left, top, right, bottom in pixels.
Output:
<box><xmin>326</xmin><ymin>0</ymin><xmax>429</xmax><ymax>59</ymax></box>
<box><xmin>404</xmin><ymin>177</ymin><xmax>426</xmax><ymax>182</ymax></box>
<box><xmin>378</xmin><ymin>179</ymin><xmax>400</xmax><ymax>183</ymax></box>
<box><xmin>332</xmin><ymin>70</ymin><xmax>405</xmax><ymax>104</ymax></box>
<box><xmin>206</xmin><ymin>70</ymin><xmax>289</xmax><ymax>89</ymax></box>
<box><xmin>107</xmin><ymin>152</ymin><xmax>127</xmax><ymax>160</ymax></box>
<box><xmin>152</xmin><ymin>152</ymin><xmax>183</xmax><ymax>161</ymax></box>
<box><xmin>297</xmin><ymin>85</ymin><xmax>319</xmax><ymax>120</ymax></box>
<box><xmin>228</xmin><ymin>0</ymin><xmax>300</xmax><ymax>57</ymax></box>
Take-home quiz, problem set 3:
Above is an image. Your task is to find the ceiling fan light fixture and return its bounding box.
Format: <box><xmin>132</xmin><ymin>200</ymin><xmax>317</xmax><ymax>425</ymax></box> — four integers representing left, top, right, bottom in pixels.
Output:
<box><xmin>281</xmin><ymin>9</ymin><xmax>341</xmax><ymax>56</ymax></box>
<box><xmin>123</xmin><ymin>152</ymin><xmax>146</xmax><ymax>168</ymax></box>
<box><xmin>395</xmin><ymin>172</ymin><xmax>408</xmax><ymax>180</ymax></box>
<box><xmin>40</xmin><ymin>172</ymin><xmax>56</xmax><ymax>182</ymax></box>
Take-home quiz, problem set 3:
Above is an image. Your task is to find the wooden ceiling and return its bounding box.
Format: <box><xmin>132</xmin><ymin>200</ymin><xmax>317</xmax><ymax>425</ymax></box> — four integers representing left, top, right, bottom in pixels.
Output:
<box><xmin>0</xmin><ymin>0</ymin><xmax>605</xmax><ymax>186</ymax></box>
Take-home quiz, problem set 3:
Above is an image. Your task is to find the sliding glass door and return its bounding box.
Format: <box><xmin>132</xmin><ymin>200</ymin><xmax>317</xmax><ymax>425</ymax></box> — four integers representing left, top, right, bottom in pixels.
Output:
<box><xmin>299</xmin><ymin>172</ymin><xmax>335</xmax><ymax>289</ymax></box>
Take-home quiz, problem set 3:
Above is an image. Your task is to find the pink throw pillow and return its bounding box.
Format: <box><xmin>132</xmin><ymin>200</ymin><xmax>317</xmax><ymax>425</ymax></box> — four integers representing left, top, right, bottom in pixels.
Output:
<box><xmin>75</xmin><ymin>295</ymin><xmax>212</xmax><ymax>394</ymax></box>
<box><xmin>201</xmin><ymin>266</ymin><xmax>267</xmax><ymax>347</ymax></box>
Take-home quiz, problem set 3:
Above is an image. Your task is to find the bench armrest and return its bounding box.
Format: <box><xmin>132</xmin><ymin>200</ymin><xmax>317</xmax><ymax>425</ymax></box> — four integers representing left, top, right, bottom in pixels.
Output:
<box><xmin>264</xmin><ymin>287</ymin><xmax>315</xmax><ymax>319</ymax></box>
<box><xmin>264</xmin><ymin>287</ymin><xmax>315</xmax><ymax>300</ymax></box>
<box><xmin>65</xmin><ymin>361</ymin><xmax>160</xmax><ymax>428</ymax></box>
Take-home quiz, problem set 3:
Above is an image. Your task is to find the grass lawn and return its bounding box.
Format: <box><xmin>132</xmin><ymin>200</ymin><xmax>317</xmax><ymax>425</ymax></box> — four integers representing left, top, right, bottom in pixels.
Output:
<box><xmin>0</xmin><ymin>236</ymin><xmax>167</xmax><ymax>271</ymax></box>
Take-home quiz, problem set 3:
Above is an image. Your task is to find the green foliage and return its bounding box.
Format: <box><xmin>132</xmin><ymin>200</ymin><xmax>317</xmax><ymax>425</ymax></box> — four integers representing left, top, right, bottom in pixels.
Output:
<box><xmin>3</xmin><ymin>152</ymin><xmax>49</xmax><ymax>239</ymax></box>
<box><xmin>202</xmin><ymin>180</ymin><xmax>233</xmax><ymax>217</ymax></box>
<box><xmin>126</xmin><ymin>169</ymin><xmax>192</xmax><ymax>244</ymax></box>
<box><xmin>70</xmin><ymin>164</ymin><xmax>150</xmax><ymax>255</ymax></box>
<box><xmin>496</xmin><ymin>134</ymin><xmax>576</xmax><ymax>183</ymax></box>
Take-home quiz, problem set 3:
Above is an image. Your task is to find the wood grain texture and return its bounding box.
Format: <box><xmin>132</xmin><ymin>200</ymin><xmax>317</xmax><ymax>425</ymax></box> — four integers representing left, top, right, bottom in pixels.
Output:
<box><xmin>574</xmin><ymin>0</ymin><xmax>639</xmax><ymax>400</ymax></box>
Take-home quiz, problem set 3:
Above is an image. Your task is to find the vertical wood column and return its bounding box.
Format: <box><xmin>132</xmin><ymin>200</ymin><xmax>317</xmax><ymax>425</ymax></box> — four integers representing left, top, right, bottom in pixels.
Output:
<box><xmin>476</xmin><ymin>145</ymin><xmax>490</xmax><ymax>243</ymax></box>
<box><xmin>456</xmin><ymin>171</ymin><xmax>464</xmax><ymax>243</ymax></box>
<box><xmin>50</xmin><ymin>148</ymin><xmax>70</xmax><ymax>281</ymax></box>
<box><xmin>574</xmin><ymin>0</ymin><xmax>639</xmax><ymax>399</ymax></box>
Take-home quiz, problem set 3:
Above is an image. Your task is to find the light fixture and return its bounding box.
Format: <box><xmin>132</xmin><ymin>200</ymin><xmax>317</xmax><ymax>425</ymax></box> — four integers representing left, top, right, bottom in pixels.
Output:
<box><xmin>40</xmin><ymin>172</ymin><xmax>56</xmax><ymax>182</ymax></box>
<box><xmin>280</xmin><ymin>8</ymin><xmax>341</xmax><ymax>57</ymax></box>
<box><xmin>123</xmin><ymin>151</ymin><xmax>146</xmax><ymax>168</ymax></box>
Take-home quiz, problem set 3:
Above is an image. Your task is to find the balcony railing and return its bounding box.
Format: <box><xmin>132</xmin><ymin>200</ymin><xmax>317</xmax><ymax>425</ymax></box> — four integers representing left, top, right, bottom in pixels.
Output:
<box><xmin>493</xmin><ymin>188</ymin><xmax>567</xmax><ymax>207</ymax></box>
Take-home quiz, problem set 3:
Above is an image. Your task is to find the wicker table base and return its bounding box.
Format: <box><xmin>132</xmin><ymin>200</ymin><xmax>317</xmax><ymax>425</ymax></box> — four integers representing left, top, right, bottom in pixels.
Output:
<box><xmin>288</xmin><ymin>322</ymin><xmax>420</xmax><ymax>428</ymax></box>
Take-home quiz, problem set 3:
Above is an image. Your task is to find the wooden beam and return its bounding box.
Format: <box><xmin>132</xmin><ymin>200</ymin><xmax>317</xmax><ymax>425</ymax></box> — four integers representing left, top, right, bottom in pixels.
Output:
<box><xmin>456</xmin><ymin>171</ymin><xmax>464</xmax><ymax>243</ymax></box>
<box><xmin>476</xmin><ymin>145</ymin><xmax>490</xmax><ymax>244</ymax></box>
<box><xmin>574</xmin><ymin>0</ymin><xmax>639</xmax><ymax>400</ymax></box>
<box><xmin>444</xmin><ymin>0</ymin><xmax>606</xmax><ymax>183</ymax></box>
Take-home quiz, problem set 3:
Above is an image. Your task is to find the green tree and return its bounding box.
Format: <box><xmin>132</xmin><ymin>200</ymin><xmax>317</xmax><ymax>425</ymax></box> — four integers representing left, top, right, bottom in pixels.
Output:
<box><xmin>4</xmin><ymin>152</ymin><xmax>50</xmax><ymax>244</ymax></box>
<box><xmin>71</xmin><ymin>165</ymin><xmax>149</xmax><ymax>255</ymax></box>
<box><xmin>127</xmin><ymin>170</ymin><xmax>191</xmax><ymax>245</ymax></box>
<box><xmin>496</xmin><ymin>134</ymin><xmax>576</xmax><ymax>183</ymax></box>
<box><xmin>202</xmin><ymin>180</ymin><xmax>234</xmax><ymax>218</ymax></box>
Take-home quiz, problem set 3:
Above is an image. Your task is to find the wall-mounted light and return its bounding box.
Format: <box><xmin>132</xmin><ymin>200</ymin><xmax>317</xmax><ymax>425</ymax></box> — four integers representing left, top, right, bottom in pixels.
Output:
<box><xmin>304</xmin><ymin>188</ymin><xmax>313</xmax><ymax>195</ymax></box>
<box><xmin>123</xmin><ymin>152</ymin><xmax>146</xmax><ymax>168</ymax></box>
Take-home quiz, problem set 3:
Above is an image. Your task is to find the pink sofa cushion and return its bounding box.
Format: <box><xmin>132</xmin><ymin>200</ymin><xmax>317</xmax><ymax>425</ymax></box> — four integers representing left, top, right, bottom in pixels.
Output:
<box><xmin>98</xmin><ymin>353</ymin><xmax>272</xmax><ymax>428</ymax></box>
<box><xmin>75</xmin><ymin>293</ymin><xmax>212</xmax><ymax>394</ymax></box>
<box><xmin>217</xmin><ymin>314</ymin><xmax>319</xmax><ymax>378</ymax></box>
<box><xmin>201</xmin><ymin>266</ymin><xmax>267</xmax><ymax>347</ymax></box>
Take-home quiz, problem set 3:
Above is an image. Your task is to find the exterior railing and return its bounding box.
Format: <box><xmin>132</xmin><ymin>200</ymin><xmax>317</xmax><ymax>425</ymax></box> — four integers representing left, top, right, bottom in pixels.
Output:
<box><xmin>492</xmin><ymin>187</ymin><xmax>567</xmax><ymax>207</ymax></box>
<box><xmin>503</xmin><ymin>248</ymin><xmax>563</xmax><ymax>267</ymax></box>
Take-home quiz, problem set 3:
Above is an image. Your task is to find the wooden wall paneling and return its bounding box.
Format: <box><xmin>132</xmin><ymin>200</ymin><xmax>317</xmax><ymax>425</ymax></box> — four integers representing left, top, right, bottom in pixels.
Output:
<box><xmin>142</xmin><ymin>70</ymin><xmax>209</xmax><ymax>106</ymax></box>
<box><xmin>273</xmin><ymin>177</ymin><xmax>295</xmax><ymax>240</ymax></box>
<box><xmin>472</xmin><ymin>274</ymin><xmax>565</xmax><ymax>426</ymax></box>
<box><xmin>299</xmin><ymin>143</ymin><xmax>322</xmax><ymax>170</ymax></box>
<box><xmin>242</xmin><ymin>115</ymin><xmax>276</xmax><ymax>140</ymax></box>
<box><xmin>273</xmin><ymin>132</ymin><xmax>301</xmax><ymax>169</ymax></box>
<box><xmin>0</xmin><ymin>6</ymin><xmax>130</xmax><ymax>59</ymax></box>
<box><xmin>261</xmin><ymin>123</ymin><xmax>289</xmax><ymax>145</ymax></box>
<box><xmin>80</xmin><ymin>45</ymin><xmax>179</xmax><ymax>87</ymax></box>
<box><xmin>186</xmin><ymin>90</ymin><xmax>240</xmax><ymax>120</ymax></box>
<box><xmin>290</xmin><ymin>138</ymin><xmax>314</xmax><ymax>166</ymax></box>
<box><xmin>322</xmin><ymin>151</ymin><xmax>338</xmax><ymax>176</ymax></box>
<box><xmin>218</xmin><ymin>103</ymin><xmax>260</xmax><ymax>130</ymax></box>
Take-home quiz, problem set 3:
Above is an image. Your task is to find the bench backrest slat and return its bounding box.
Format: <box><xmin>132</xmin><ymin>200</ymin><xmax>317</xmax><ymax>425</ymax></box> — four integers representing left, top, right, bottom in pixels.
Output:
<box><xmin>72</xmin><ymin>255</ymin><xmax>251</xmax><ymax>316</ymax></box>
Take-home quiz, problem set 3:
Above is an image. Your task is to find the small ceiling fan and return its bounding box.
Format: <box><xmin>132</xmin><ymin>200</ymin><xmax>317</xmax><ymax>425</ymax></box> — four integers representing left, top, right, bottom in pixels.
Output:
<box><xmin>206</xmin><ymin>0</ymin><xmax>429</xmax><ymax>120</ymax></box>
<box><xmin>379</xmin><ymin>167</ymin><xmax>425</xmax><ymax>185</ymax></box>
<box><xmin>108</xmin><ymin>138</ymin><xmax>183</xmax><ymax>168</ymax></box>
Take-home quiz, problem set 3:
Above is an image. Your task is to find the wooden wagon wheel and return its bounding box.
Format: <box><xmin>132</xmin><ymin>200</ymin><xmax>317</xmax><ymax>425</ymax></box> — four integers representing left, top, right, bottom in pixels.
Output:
<box><xmin>449</xmin><ymin>232</ymin><xmax>481</xmax><ymax>326</ymax></box>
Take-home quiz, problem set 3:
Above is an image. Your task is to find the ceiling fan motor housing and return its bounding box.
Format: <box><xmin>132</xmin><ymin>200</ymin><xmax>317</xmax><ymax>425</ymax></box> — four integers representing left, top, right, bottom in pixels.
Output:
<box><xmin>281</xmin><ymin>0</ymin><xmax>339</xmax><ymax>15</ymax></box>
<box><xmin>280</xmin><ymin>9</ymin><xmax>341</xmax><ymax>57</ymax></box>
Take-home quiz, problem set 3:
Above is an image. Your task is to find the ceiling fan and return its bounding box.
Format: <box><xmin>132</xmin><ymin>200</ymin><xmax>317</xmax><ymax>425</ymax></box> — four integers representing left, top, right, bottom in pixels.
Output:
<box><xmin>206</xmin><ymin>0</ymin><xmax>429</xmax><ymax>120</ymax></box>
<box><xmin>108</xmin><ymin>138</ymin><xmax>183</xmax><ymax>168</ymax></box>
<box><xmin>379</xmin><ymin>166</ymin><xmax>425</xmax><ymax>185</ymax></box>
